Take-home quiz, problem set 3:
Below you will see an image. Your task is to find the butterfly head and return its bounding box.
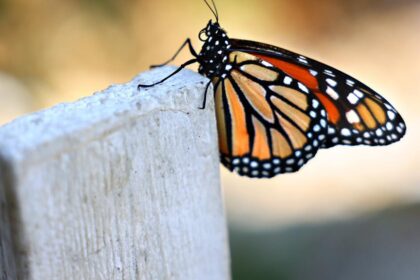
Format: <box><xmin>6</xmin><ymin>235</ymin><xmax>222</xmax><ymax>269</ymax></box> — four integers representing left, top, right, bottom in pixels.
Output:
<box><xmin>199</xmin><ymin>20</ymin><xmax>222</xmax><ymax>41</ymax></box>
<box><xmin>198</xmin><ymin>20</ymin><xmax>232</xmax><ymax>79</ymax></box>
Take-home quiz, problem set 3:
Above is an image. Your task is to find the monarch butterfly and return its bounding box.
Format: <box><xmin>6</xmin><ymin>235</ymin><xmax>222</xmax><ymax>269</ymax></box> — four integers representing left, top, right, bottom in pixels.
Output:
<box><xmin>138</xmin><ymin>0</ymin><xmax>406</xmax><ymax>178</ymax></box>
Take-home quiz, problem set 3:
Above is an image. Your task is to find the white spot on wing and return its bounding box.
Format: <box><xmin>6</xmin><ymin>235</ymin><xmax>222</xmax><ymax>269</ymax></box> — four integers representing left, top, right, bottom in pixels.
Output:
<box><xmin>346</xmin><ymin>110</ymin><xmax>360</xmax><ymax>124</ymax></box>
<box><xmin>341</xmin><ymin>128</ymin><xmax>351</xmax><ymax>136</ymax></box>
<box><xmin>284</xmin><ymin>76</ymin><xmax>293</xmax><ymax>85</ymax></box>
<box><xmin>298</xmin><ymin>57</ymin><xmax>308</xmax><ymax>64</ymax></box>
<box><xmin>324</xmin><ymin>69</ymin><xmax>335</xmax><ymax>77</ymax></box>
<box><xmin>347</xmin><ymin>93</ymin><xmax>359</xmax><ymax>104</ymax></box>
<box><xmin>298</xmin><ymin>83</ymin><xmax>309</xmax><ymax>93</ymax></box>
<box><xmin>326</xmin><ymin>78</ymin><xmax>337</xmax><ymax>87</ymax></box>
<box><xmin>387</xmin><ymin>111</ymin><xmax>396</xmax><ymax>120</ymax></box>
<box><xmin>261</xmin><ymin>61</ymin><xmax>272</xmax><ymax>67</ymax></box>
<box><xmin>310</xmin><ymin>69</ymin><xmax>318</xmax><ymax>76</ymax></box>
<box><xmin>310</xmin><ymin>111</ymin><xmax>317</xmax><ymax>118</ymax></box>
<box><xmin>326</xmin><ymin>86</ymin><xmax>339</xmax><ymax>100</ymax></box>
<box><xmin>354</xmin><ymin>89</ymin><xmax>364</xmax><ymax>98</ymax></box>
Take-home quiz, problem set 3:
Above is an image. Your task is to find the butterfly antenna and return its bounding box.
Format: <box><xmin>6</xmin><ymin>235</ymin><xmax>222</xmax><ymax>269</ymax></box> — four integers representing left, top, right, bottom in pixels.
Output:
<box><xmin>210</xmin><ymin>0</ymin><xmax>219</xmax><ymax>22</ymax></box>
<box><xmin>203</xmin><ymin>0</ymin><xmax>218</xmax><ymax>22</ymax></box>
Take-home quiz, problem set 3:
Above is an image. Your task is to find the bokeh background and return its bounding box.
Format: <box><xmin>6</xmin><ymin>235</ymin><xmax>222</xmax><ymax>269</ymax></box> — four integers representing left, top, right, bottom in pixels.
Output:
<box><xmin>1</xmin><ymin>0</ymin><xmax>420</xmax><ymax>279</ymax></box>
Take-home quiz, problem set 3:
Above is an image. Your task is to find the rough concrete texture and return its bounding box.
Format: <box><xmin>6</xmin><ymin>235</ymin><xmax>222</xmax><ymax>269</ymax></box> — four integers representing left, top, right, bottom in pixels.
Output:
<box><xmin>0</xmin><ymin>67</ymin><xmax>230</xmax><ymax>280</ymax></box>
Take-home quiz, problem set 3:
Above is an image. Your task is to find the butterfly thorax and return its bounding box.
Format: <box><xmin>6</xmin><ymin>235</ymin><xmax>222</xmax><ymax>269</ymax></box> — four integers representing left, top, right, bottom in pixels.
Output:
<box><xmin>197</xmin><ymin>21</ymin><xmax>231</xmax><ymax>79</ymax></box>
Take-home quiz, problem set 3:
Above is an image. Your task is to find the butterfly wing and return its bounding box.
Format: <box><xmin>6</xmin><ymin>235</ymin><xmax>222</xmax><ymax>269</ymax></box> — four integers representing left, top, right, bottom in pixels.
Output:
<box><xmin>229</xmin><ymin>39</ymin><xmax>406</xmax><ymax>148</ymax></box>
<box><xmin>213</xmin><ymin>51</ymin><xmax>328</xmax><ymax>178</ymax></box>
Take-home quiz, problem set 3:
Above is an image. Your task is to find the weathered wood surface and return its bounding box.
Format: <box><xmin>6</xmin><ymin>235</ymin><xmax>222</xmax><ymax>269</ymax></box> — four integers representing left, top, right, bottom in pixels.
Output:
<box><xmin>0</xmin><ymin>67</ymin><xmax>230</xmax><ymax>280</ymax></box>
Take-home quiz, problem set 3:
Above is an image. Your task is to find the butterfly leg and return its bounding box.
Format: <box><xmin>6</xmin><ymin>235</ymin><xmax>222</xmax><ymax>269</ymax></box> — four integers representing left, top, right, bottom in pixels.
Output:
<box><xmin>138</xmin><ymin>58</ymin><xmax>198</xmax><ymax>89</ymax></box>
<box><xmin>150</xmin><ymin>38</ymin><xmax>198</xmax><ymax>68</ymax></box>
<box><xmin>199</xmin><ymin>80</ymin><xmax>213</xmax><ymax>110</ymax></box>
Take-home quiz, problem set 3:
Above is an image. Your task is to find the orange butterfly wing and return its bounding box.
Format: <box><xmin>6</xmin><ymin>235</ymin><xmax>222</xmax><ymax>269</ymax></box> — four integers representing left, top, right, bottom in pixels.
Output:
<box><xmin>213</xmin><ymin>51</ymin><xmax>328</xmax><ymax>178</ymax></box>
<box><xmin>229</xmin><ymin>39</ymin><xmax>406</xmax><ymax>148</ymax></box>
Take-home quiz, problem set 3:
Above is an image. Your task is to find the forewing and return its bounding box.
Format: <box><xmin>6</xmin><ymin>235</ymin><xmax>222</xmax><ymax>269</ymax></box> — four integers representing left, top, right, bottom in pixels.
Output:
<box><xmin>213</xmin><ymin>51</ymin><xmax>328</xmax><ymax>178</ymax></box>
<box><xmin>230</xmin><ymin>39</ymin><xmax>406</xmax><ymax>148</ymax></box>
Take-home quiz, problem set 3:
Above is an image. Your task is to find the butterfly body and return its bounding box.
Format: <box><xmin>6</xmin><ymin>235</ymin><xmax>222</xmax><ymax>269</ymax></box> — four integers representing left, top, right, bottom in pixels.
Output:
<box><xmin>197</xmin><ymin>21</ymin><xmax>231</xmax><ymax>79</ymax></box>
<box><xmin>139</xmin><ymin>11</ymin><xmax>406</xmax><ymax>178</ymax></box>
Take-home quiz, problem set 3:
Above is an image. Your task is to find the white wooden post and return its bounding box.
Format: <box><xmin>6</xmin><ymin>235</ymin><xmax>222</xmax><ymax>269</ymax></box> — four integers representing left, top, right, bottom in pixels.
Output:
<box><xmin>0</xmin><ymin>67</ymin><xmax>230</xmax><ymax>280</ymax></box>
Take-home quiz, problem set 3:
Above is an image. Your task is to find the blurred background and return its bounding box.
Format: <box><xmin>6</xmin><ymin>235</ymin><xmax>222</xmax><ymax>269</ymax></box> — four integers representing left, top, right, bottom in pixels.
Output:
<box><xmin>1</xmin><ymin>0</ymin><xmax>419</xmax><ymax>279</ymax></box>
